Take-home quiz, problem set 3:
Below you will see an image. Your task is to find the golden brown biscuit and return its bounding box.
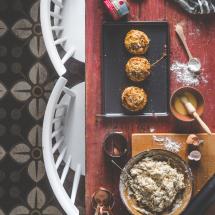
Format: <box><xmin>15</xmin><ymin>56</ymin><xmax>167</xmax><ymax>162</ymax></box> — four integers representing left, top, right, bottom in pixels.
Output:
<box><xmin>121</xmin><ymin>86</ymin><xmax>147</xmax><ymax>112</ymax></box>
<box><xmin>125</xmin><ymin>57</ymin><xmax>151</xmax><ymax>82</ymax></box>
<box><xmin>124</xmin><ymin>30</ymin><xmax>150</xmax><ymax>55</ymax></box>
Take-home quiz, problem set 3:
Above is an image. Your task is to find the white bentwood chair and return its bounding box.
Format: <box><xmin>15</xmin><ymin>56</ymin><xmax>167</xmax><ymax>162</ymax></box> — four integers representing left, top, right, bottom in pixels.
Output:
<box><xmin>40</xmin><ymin>0</ymin><xmax>85</xmax><ymax>214</ymax></box>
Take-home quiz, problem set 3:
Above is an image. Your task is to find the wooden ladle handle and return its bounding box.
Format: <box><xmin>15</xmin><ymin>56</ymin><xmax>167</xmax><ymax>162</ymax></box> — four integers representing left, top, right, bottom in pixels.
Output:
<box><xmin>175</xmin><ymin>24</ymin><xmax>193</xmax><ymax>60</ymax></box>
<box><xmin>193</xmin><ymin>112</ymin><xmax>212</xmax><ymax>135</ymax></box>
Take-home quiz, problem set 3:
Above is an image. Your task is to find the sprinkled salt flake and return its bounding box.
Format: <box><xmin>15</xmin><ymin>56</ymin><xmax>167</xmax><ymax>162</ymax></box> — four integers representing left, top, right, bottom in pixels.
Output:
<box><xmin>189</xmin><ymin>28</ymin><xmax>201</xmax><ymax>36</ymax></box>
<box><xmin>149</xmin><ymin>127</ymin><xmax>155</xmax><ymax>133</ymax></box>
<box><xmin>153</xmin><ymin>136</ymin><xmax>181</xmax><ymax>153</ymax></box>
<box><xmin>170</xmin><ymin>61</ymin><xmax>208</xmax><ymax>86</ymax></box>
<box><xmin>153</xmin><ymin>135</ymin><xmax>165</xmax><ymax>142</ymax></box>
<box><xmin>163</xmin><ymin>138</ymin><xmax>181</xmax><ymax>153</ymax></box>
<box><xmin>201</xmin><ymin>74</ymin><xmax>208</xmax><ymax>84</ymax></box>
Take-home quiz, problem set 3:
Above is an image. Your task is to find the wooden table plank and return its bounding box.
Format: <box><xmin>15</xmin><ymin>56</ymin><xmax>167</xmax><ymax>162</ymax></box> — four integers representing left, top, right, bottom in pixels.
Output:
<box><xmin>140</xmin><ymin>0</ymin><xmax>166</xmax><ymax>21</ymax></box>
<box><xmin>128</xmin><ymin>0</ymin><xmax>140</xmax><ymax>21</ymax></box>
<box><xmin>86</xmin><ymin>0</ymin><xmax>215</xmax><ymax>214</ymax></box>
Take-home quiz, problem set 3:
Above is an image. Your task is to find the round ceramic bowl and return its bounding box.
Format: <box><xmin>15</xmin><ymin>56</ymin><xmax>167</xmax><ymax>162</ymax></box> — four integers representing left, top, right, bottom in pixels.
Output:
<box><xmin>170</xmin><ymin>87</ymin><xmax>204</xmax><ymax>122</ymax></box>
<box><xmin>119</xmin><ymin>149</ymin><xmax>193</xmax><ymax>215</ymax></box>
<box><xmin>103</xmin><ymin>132</ymin><xmax>128</xmax><ymax>160</ymax></box>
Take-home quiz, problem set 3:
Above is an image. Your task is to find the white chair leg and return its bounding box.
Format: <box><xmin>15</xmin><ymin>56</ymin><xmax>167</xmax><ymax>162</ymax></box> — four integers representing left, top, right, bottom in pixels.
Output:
<box><xmin>52</xmin><ymin>115</ymin><xmax>65</xmax><ymax>124</ymax></box>
<box><xmin>71</xmin><ymin>164</ymin><xmax>82</xmax><ymax>204</ymax></box>
<box><xmin>52</xmin><ymin>0</ymin><xmax>63</xmax><ymax>8</ymax></box>
<box><xmin>52</xmin><ymin>127</ymin><xmax>63</xmax><ymax>139</ymax></box>
<box><xmin>50</xmin><ymin>11</ymin><xmax>63</xmax><ymax>20</ymax></box>
<box><xmin>52</xmin><ymin>26</ymin><xmax>64</xmax><ymax>31</ymax></box>
<box><xmin>55</xmin><ymin>146</ymin><xmax>66</xmax><ymax>169</ymax></box>
<box><xmin>62</xmin><ymin>46</ymin><xmax>76</xmax><ymax>64</ymax></box>
<box><xmin>54</xmin><ymin>37</ymin><xmax>68</xmax><ymax>45</ymax></box>
<box><xmin>63</xmin><ymin>87</ymin><xmax>76</xmax><ymax>98</ymax></box>
<box><xmin>52</xmin><ymin>136</ymin><xmax>64</xmax><ymax>153</ymax></box>
<box><xmin>56</xmin><ymin>104</ymin><xmax>68</xmax><ymax>111</ymax></box>
<box><xmin>61</xmin><ymin>155</ymin><xmax>72</xmax><ymax>184</ymax></box>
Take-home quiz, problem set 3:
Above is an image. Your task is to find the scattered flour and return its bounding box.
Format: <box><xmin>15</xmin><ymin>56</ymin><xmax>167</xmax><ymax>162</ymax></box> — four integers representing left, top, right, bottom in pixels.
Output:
<box><xmin>153</xmin><ymin>136</ymin><xmax>181</xmax><ymax>153</ymax></box>
<box><xmin>189</xmin><ymin>28</ymin><xmax>201</xmax><ymax>36</ymax></box>
<box><xmin>171</xmin><ymin>61</ymin><xmax>208</xmax><ymax>86</ymax></box>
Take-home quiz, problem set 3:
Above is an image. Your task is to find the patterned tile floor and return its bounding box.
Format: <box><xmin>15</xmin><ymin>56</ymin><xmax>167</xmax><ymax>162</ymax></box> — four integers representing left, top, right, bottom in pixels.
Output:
<box><xmin>0</xmin><ymin>0</ymin><xmax>84</xmax><ymax>214</ymax></box>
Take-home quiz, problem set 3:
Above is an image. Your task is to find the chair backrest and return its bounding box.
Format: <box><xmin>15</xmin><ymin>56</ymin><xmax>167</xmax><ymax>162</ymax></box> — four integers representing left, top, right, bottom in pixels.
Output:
<box><xmin>41</xmin><ymin>1</ymin><xmax>86</xmax><ymax>213</ymax></box>
<box><xmin>42</xmin><ymin>77</ymin><xmax>84</xmax><ymax>215</ymax></box>
<box><xmin>40</xmin><ymin>0</ymin><xmax>85</xmax><ymax>76</ymax></box>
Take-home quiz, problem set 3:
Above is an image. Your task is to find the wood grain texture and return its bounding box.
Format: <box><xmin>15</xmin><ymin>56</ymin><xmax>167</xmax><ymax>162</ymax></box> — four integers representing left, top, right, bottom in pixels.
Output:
<box><xmin>132</xmin><ymin>133</ymin><xmax>187</xmax><ymax>159</ymax></box>
<box><xmin>86</xmin><ymin>0</ymin><xmax>215</xmax><ymax>214</ymax></box>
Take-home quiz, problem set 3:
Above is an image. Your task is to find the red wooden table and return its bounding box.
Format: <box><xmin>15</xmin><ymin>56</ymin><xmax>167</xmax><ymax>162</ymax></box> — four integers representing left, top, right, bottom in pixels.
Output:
<box><xmin>86</xmin><ymin>1</ymin><xmax>215</xmax><ymax>214</ymax></box>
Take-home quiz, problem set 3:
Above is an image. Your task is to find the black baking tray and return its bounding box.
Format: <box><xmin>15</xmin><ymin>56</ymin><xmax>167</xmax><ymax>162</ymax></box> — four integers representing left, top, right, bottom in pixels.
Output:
<box><xmin>101</xmin><ymin>21</ymin><xmax>169</xmax><ymax>118</ymax></box>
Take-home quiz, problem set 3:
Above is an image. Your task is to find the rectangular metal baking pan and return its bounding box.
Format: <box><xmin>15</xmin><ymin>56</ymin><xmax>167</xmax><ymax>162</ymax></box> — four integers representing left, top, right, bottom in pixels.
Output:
<box><xmin>101</xmin><ymin>21</ymin><xmax>169</xmax><ymax>118</ymax></box>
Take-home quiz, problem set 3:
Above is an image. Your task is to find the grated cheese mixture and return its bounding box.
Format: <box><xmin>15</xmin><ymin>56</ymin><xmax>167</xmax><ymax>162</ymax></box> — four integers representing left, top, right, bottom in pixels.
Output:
<box><xmin>128</xmin><ymin>157</ymin><xmax>185</xmax><ymax>214</ymax></box>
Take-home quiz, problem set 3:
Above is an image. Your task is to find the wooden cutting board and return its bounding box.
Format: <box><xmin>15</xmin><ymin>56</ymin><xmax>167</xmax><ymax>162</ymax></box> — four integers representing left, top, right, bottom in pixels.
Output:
<box><xmin>132</xmin><ymin>133</ymin><xmax>215</xmax><ymax>194</ymax></box>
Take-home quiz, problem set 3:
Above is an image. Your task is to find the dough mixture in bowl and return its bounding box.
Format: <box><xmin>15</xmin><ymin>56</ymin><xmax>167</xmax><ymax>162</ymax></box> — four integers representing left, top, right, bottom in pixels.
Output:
<box><xmin>127</xmin><ymin>157</ymin><xmax>185</xmax><ymax>214</ymax></box>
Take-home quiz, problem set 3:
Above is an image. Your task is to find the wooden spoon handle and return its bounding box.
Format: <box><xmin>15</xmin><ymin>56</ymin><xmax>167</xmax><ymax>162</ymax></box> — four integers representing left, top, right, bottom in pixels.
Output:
<box><xmin>175</xmin><ymin>24</ymin><xmax>193</xmax><ymax>60</ymax></box>
<box><xmin>193</xmin><ymin>112</ymin><xmax>212</xmax><ymax>135</ymax></box>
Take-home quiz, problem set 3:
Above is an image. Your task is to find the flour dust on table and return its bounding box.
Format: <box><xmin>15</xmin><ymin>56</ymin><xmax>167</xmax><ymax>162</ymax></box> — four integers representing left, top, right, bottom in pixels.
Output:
<box><xmin>171</xmin><ymin>61</ymin><xmax>208</xmax><ymax>86</ymax></box>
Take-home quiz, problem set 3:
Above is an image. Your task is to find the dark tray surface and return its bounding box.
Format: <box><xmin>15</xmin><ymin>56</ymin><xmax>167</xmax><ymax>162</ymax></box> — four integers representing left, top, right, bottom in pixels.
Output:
<box><xmin>102</xmin><ymin>21</ymin><xmax>169</xmax><ymax>117</ymax></box>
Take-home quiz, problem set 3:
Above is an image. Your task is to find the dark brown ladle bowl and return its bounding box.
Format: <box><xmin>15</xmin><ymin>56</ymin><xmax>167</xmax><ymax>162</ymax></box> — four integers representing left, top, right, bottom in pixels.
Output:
<box><xmin>91</xmin><ymin>187</ymin><xmax>115</xmax><ymax>212</ymax></box>
<box><xmin>119</xmin><ymin>149</ymin><xmax>193</xmax><ymax>215</ymax></box>
<box><xmin>170</xmin><ymin>86</ymin><xmax>204</xmax><ymax>122</ymax></box>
